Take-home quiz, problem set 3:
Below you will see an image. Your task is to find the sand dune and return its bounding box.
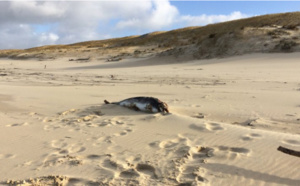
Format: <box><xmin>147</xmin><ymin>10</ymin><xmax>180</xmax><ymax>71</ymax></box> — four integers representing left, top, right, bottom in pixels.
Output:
<box><xmin>0</xmin><ymin>53</ymin><xmax>300</xmax><ymax>185</ymax></box>
<box><xmin>2</xmin><ymin>12</ymin><xmax>300</xmax><ymax>62</ymax></box>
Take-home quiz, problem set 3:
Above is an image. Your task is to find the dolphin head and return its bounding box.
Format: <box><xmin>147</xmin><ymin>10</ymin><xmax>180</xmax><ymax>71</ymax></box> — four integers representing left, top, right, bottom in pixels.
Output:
<box><xmin>158</xmin><ymin>100</ymin><xmax>169</xmax><ymax>114</ymax></box>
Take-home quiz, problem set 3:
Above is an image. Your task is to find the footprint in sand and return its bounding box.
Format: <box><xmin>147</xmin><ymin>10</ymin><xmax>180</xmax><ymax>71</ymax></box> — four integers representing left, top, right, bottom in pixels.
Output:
<box><xmin>28</xmin><ymin>112</ymin><xmax>45</xmax><ymax>121</ymax></box>
<box><xmin>189</xmin><ymin>122</ymin><xmax>225</xmax><ymax>132</ymax></box>
<box><xmin>158</xmin><ymin>135</ymin><xmax>194</xmax><ymax>154</ymax></box>
<box><xmin>86</xmin><ymin>154</ymin><xmax>103</xmax><ymax>160</ymax></box>
<box><xmin>282</xmin><ymin>139</ymin><xmax>300</xmax><ymax>146</ymax></box>
<box><xmin>17</xmin><ymin>160</ymin><xmax>33</xmax><ymax>167</ymax></box>
<box><xmin>98</xmin><ymin>120</ymin><xmax>112</xmax><ymax>127</ymax></box>
<box><xmin>44</xmin><ymin>124</ymin><xmax>63</xmax><ymax>131</ymax></box>
<box><xmin>191</xmin><ymin>104</ymin><xmax>202</xmax><ymax>108</ymax></box>
<box><xmin>206</xmin><ymin>123</ymin><xmax>225</xmax><ymax>131</ymax></box>
<box><xmin>55</xmin><ymin>108</ymin><xmax>103</xmax><ymax>130</ymax></box>
<box><xmin>50</xmin><ymin>139</ymin><xmax>86</xmax><ymax>154</ymax></box>
<box><xmin>59</xmin><ymin>108</ymin><xmax>78</xmax><ymax>116</ymax></box>
<box><xmin>115</xmin><ymin>162</ymin><xmax>157</xmax><ymax>180</ymax></box>
<box><xmin>98</xmin><ymin>152</ymin><xmax>159</xmax><ymax>181</ymax></box>
<box><xmin>96</xmin><ymin>155</ymin><xmax>133</xmax><ymax>180</ymax></box>
<box><xmin>42</xmin><ymin>117</ymin><xmax>56</xmax><ymax>123</ymax></box>
<box><xmin>92</xmin><ymin>136</ymin><xmax>114</xmax><ymax>146</ymax></box>
<box><xmin>241</xmin><ymin>133</ymin><xmax>262</xmax><ymax>141</ymax></box>
<box><xmin>99</xmin><ymin>118</ymin><xmax>127</xmax><ymax>127</ymax></box>
<box><xmin>76</xmin><ymin>115</ymin><xmax>98</xmax><ymax>123</ymax></box>
<box><xmin>28</xmin><ymin>112</ymin><xmax>38</xmax><ymax>116</ymax></box>
<box><xmin>119</xmin><ymin>169</ymin><xmax>140</xmax><ymax>178</ymax></box>
<box><xmin>136</xmin><ymin>163</ymin><xmax>157</xmax><ymax>178</ymax></box>
<box><xmin>85</xmin><ymin>153</ymin><xmax>113</xmax><ymax>168</ymax></box>
<box><xmin>214</xmin><ymin>146</ymin><xmax>251</xmax><ymax>160</ymax></box>
<box><xmin>67</xmin><ymin>144</ymin><xmax>86</xmax><ymax>153</ymax></box>
<box><xmin>101</xmin><ymin>157</ymin><xmax>119</xmax><ymax>171</ymax></box>
<box><xmin>0</xmin><ymin>153</ymin><xmax>16</xmax><ymax>159</ymax></box>
<box><xmin>6</xmin><ymin>122</ymin><xmax>29</xmax><ymax>127</ymax></box>
<box><xmin>42</xmin><ymin>153</ymin><xmax>83</xmax><ymax>167</ymax></box>
<box><xmin>51</xmin><ymin>139</ymin><xmax>68</xmax><ymax>149</ymax></box>
<box><xmin>68</xmin><ymin>177</ymin><xmax>101</xmax><ymax>186</ymax></box>
<box><xmin>42</xmin><ymin>139</ymin><xmax>86</xmax><ymax>168</ymax></box>
<box><xmin>85</xmin><ymin>122</ymin><xmax>98</xmax><ymax>127</ymax></box>
<box><xmin>113</xmin><ymin>128</ymin><xmax>133</xmax><ymax>137</ymax></box>
<box><xmin>176</xmin><ymin>146</ymin><xmax>211</xmax><ymax>185</ymax></box>
<box><xmin>218</xmin><ymin>146</ymin><xmax>250</xmax><ymax>154</ymax></box>
<box><xmin>159</xmin><ymin>139</ymin><xmax>180</xmax><ymax>149</ymax></box>
<box><xmin>148</xmin><ymin>141</ymin><xmax>161</xmax><ymax>148</ymax></box>
<box><xmin>189</xmin><ymin>123</ymin><xmax>208</xmax><ymax>132</ymax></box>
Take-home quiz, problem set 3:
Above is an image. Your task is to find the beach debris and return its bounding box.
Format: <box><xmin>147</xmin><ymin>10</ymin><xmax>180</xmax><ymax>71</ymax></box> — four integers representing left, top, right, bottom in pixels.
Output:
<box><xmin>277</xmin><ymin>146</ymin><xmax>300</xmax><ymax>158</ymax></box>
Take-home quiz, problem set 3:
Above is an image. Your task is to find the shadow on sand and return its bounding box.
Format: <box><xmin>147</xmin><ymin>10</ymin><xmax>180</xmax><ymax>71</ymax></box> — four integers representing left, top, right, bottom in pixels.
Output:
<box><xmin>77</xmin><ymin>103</ymin><xmax>158</xmax><ymax>117</ymax></box>
<box><xmin>203</xmin><ymin>163</ymin><xmax>300</xmax><ymax>185</ymax></box>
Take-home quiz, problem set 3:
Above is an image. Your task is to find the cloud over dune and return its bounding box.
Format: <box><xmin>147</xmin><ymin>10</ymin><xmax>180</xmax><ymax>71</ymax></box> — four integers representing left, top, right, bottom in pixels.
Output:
<box><xmin>116</xmin><ymin>0</ymin><xmax>179</xmax><ymax>30</ymax></box>
<box><xmin>179</xmin><ymin>11</ymin><xmax>249</xmax><ymax>26</ymax></box>
<box><xmin>0</xmin><ymin>0</ymin><xmax>250</xmax><ymax>49</ymax></box>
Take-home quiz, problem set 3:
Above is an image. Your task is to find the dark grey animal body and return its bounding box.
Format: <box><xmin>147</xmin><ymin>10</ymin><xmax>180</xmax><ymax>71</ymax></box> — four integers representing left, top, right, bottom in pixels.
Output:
<box><xmin>104</xmin><ymin>97</ymin><xmax>169</xmax><ymax>114</ymax></box>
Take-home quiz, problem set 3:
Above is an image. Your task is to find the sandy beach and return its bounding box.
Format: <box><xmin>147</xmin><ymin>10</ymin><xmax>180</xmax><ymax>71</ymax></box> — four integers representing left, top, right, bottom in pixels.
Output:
<box><xmin>0</xmin><ymin>52</ymin><xmax>299</xmax><ymax>185</ymax></box>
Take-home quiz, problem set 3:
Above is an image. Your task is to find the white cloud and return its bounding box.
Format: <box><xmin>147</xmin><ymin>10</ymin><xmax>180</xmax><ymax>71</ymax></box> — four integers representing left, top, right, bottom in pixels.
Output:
<box><xmin>179</xmin><ymin>11</ymin><xmax>249</xmax><ymax>27</ymax></box>
<box><xmin>0</xmin><ymin>1</ymin><xmax>251</xmax><ymax>49</ymax></box>
<box><xmin>0</xmin><ymin>23</ymin><xmax>60</xmax><ymax>49</ymax></box>
<box><xmin>116</xmin><ymin>0</ymin><xmax>179</xmax><ymax>30</ymax></box>
<box><xmin>1</xmin><ymin>1</ymin><xmax>65</xmax><ymax>24</ymax></box>
<box><xmin>39</xmin><ymin>33</ymin><xmax>59</xmax><ymax>44</ymax></box>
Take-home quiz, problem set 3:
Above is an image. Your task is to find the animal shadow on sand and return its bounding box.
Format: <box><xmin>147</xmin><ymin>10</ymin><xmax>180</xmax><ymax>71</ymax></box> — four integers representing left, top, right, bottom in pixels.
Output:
<box><xmin>85</xmin><ymin>104</ymin><xmax>166</xmax><ymax>117</ymax></box>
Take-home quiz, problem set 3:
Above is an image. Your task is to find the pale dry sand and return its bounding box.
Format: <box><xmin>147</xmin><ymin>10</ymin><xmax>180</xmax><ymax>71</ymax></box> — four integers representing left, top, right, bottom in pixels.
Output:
<box><xmin>0</xmin><ymin>53</ymin><xmax>300</xmax><ymax>185</ymax></box>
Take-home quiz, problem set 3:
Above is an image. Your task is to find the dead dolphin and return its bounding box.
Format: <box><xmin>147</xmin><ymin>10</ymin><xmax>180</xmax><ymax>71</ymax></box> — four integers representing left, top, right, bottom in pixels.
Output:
<box><xmin>104</xmin><ymin>97</ymin><xmax>169</xmax><ymax>114</ymax></box>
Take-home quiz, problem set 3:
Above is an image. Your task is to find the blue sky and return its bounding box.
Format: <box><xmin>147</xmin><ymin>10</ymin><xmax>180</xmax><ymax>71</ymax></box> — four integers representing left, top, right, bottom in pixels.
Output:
<box><xmin>172</xmin><ymin>1</ymin><xmax>300</xmax><ymax>16</ymax></box>
<box><xmin>0</xmin><ymin>1</ymin><xmax>299</xmax><ymax>49</ymax></box>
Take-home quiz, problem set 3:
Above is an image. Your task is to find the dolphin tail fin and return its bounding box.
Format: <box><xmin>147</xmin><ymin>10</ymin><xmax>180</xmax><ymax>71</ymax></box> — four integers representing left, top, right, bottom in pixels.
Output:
<box><xmin>104</xmin><ymin>100</ymin><xmax>119</xmax><ymax>105</ymax></box>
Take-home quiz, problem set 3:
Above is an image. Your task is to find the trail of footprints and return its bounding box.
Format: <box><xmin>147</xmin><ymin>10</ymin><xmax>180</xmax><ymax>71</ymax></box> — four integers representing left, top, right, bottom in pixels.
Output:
<box><xmin>40</xmin><ymin>108</ymin><xmax>135</xmax><ymax>138</ymax></box>
<box><xmin>64</xmin><ymin>152</ymin><xmax>159</xmax><ymax>185</ymax></box>
<box><xmin>151</xmin><ymin>134</ymin><xmax>252</xmax><ymax>185</ymax></box>
<box><xmin>42</xmin><ymin>108</ymin><xmax>102</xmax><ymax>131</ymax></box>
<box><xmin>34</xmin><ymin>107</ymin><xmax>135</xmax><ymax>173</ymax></box>
<box><xmin>4</xmin><ymin>107</ymin><xmax>300</xmax><ymax>185</ymax></box>
<box><xmin>156</xmin><ymin>135</ymin><xmax>211</xmax><ymax>185</ymax></box>
<box><xmin>39</xmin><ymin>138</ymin><xmax>86</xmax><ymax>169</ymax></box>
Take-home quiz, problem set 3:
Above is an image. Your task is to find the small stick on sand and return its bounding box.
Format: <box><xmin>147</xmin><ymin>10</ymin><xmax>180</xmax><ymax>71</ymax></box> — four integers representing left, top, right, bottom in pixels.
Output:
<box><xmin>277</xmin><ymin>146</ymin><xmax>300</xmax><ymax>158</ymax></box>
